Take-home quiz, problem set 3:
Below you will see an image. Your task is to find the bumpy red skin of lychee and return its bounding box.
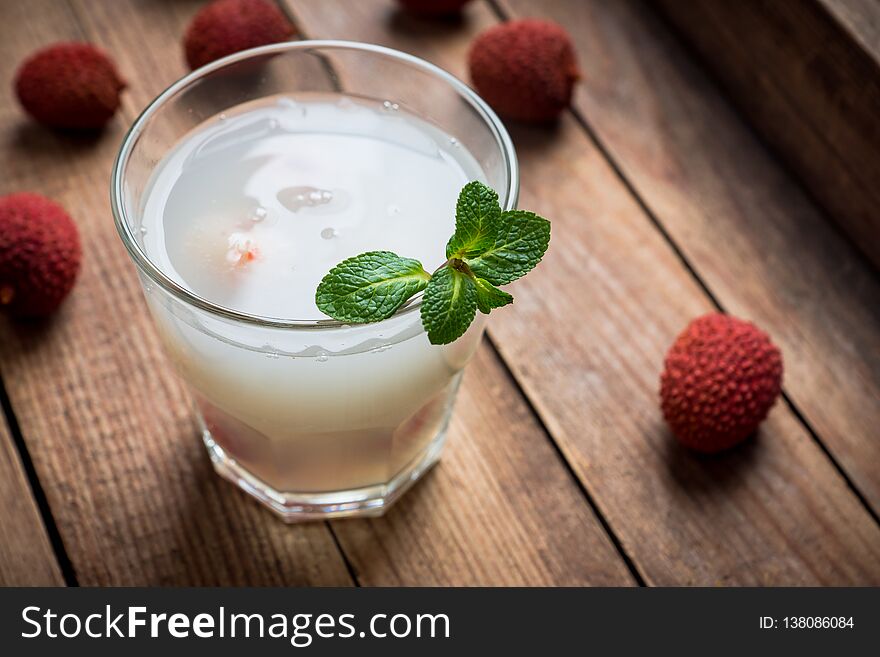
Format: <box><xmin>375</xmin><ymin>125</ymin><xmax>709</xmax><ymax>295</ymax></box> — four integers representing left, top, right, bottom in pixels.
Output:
<box><xmin>0</xmin><ymin>193</ymin><xmax>82</xmax><ymax>318</ymax></box>
<box><xmin>468</xmin><ymin>19</ymin><xmax>580</xmax><ymax>122</ymax></box>
<box><xmin>184</xmin><ymin>0</ymin><xmax>295</xmax><ymax>70</ymax></box>
<box><xmin>397</xmin><ymin>0</ymin><xmax>473</xmax><ymax>15</ymax></box>
<box><xmin>14</xmin><ymin>42</ymin><xmax>125</xmax><ymax>130</ymax></box>
<box><xmin>660</xmin><ymin>313</ymin><xmax>783</xmax><ymax>453</ymax></box>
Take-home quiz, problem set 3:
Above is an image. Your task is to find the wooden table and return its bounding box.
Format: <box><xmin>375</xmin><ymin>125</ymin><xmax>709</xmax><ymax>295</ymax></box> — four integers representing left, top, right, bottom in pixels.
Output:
<box><xmin>1</xmin><ymin>0</ymin><xmax>879</xmax><ymax>587</ymax></box>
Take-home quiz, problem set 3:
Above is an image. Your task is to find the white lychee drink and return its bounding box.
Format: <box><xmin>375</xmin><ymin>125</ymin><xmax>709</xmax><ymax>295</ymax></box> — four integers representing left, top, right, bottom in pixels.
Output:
<box><xmin>136</xmin><ymin>93</ymin><xmax>488</xmax><ymax>518</ymax></box>
<box><xmin>113</xmin><ymin>43</ymin><xmax>516</xmax><ymax>521</ymax></box>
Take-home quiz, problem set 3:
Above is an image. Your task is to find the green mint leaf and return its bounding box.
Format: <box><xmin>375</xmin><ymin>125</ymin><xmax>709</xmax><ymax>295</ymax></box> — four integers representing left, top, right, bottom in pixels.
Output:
<box><xmin>420</xmin><ymin>266</ymin><xmax>477</xmax><ymax>345</ymax></box>
<box><xmin>464</xmin><ymin>210</ymin><xmax>551</xmax><ymax>285</ymax></box>
<box><xmin>474</xmin><ymin>277</ymin><xmax>513</xmax><ymax>314</ymax></box>
<box><xmin>446</xmin><ymin>180</ymin><xmax>501</xmax><ymax>258</ymax></box>
<box><xmin>315</xmin><ymin>183</ymin><xmax>550</xmax><ymax>345</ymax></box>
<box><xmin>315</xmin><ymin>251</ymin><xmax>430</xmax><ymax>323</ymax></box>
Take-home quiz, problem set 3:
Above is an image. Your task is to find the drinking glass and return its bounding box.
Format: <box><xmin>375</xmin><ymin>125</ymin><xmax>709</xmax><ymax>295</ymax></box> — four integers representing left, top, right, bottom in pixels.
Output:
<box><xmin>111</xmin><ymin>41</ymin><xmax>518</xmax><ymax>520</ymax></box>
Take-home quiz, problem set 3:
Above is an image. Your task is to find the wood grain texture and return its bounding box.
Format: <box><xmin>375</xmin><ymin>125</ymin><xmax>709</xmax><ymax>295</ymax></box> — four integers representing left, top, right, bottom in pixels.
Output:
<box><xmin>822</xmin><ymin>0</ymin><xmax>880</xmax><ymax>59</ymax></box>
<box><xmin>0</xmin><ymin>0</ymin><xmax>634</xmax><ymax>586</ymax></box>
<box><xmin>499</xmin><ymin>0</ymin><xmax>880</xmax><ymax>511</ymax></box>
<box><xmin>288</xmin><ymin>0</ymin><xmax>880</xmax><ymax>584</ymax></box>
<box><xmin>0</xmin><ymin>0</ymin><xmax>353</xmax><ymax>586</ymax></box>
<box><xmin>0</xmin><ymin>0</ymin><xmax>76</xmax><ymax>589</ymax></box>
<box><xmin>653</xmin><ymin>0</ymin><xmax>880</xmax><ymax>268</ymax></box>
<box><xmin>0</xmin><ymin>410</ymin><xmax>63</xmax><ymax>585</ymax></box>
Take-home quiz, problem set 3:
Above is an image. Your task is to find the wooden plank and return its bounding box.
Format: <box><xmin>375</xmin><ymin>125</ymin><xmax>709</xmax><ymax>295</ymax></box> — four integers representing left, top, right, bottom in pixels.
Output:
<box><xmin>54</xmin><ymin>0</ymin><xmax>632</xmax><ymax>585</ymax></box>
<box><xmin>498</xmin><ymin>0</ymin><xmax>880</xmax><ymax>512</ymax></box>
<box><xmin>654</xmin><ymin>0</ymin><xmax>880</xmax><ymax>268</ymax></box>
<box><xmin>0</xmin><ymin>0</ymin><xmax>353</xmax><ymax>586</ymax></box>
<box><xmin>820</xmin><ymin>0</ymin><xmax>880</xmax><ymax>61</ymax></box>
<box><xmin>0</xmin><ymin>406</ymin><xmax>63</xmax><ymax>586</ymax></box>
<box><xmin>289</xmin><ymin>0</ymin><xmax>880</xmax><ymax>584</ymax></box>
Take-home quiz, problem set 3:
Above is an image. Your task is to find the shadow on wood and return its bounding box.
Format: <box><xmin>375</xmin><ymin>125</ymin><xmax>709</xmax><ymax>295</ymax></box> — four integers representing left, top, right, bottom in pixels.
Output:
<box><xmin>660</xmin><ymin>426</ymin><xmax>761</xmax><ymax>496</ymax></box>
<box><xmin>386</xmin><ymin>7</ymin><xmax>470</xmax><ymax>36</ymax></box>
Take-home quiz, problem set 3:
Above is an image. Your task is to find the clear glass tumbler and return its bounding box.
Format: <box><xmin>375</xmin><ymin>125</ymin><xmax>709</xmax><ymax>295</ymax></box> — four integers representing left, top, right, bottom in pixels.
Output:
<box><xmin>111</xmin><ymin>41</ymin><xmax>518</xmax><ymax>521</ymax></box>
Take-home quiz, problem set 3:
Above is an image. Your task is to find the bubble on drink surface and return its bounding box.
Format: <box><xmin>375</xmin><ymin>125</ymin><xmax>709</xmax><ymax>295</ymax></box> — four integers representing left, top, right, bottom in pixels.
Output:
<box><xmin>139</xmin><ymin>226</ymin><xmax>148</xmax><ymax>235</ymax></box>
<box><xmin>218</xmin><ymin>113</ymin><xmax>227</xmax><ymax>122</ymax></box>
<box><xmin>252</xmin><ymin>206</ymin><xmax>267</xmax><ymax>222</ymax></box>
<box><xmin>320</xmin><ymin>227</ymin><xmax>337</xmax><ymax>240</ymax></box>
<box><xmin>449</xmin><ymin>137</ymin><xmax>459</xmax><ymax>147</ymax></box>
<box><xmin>277</xmin><ymin>96</ymin><xmax>307</xmax><ymax>117</ymax></box>
<box><xmin>316</xmin><ymin>350</ymin><xmax>329</xmax><ymax>363</ymax></box>
<box><xmin>382</xmin><ymin>100</ymin><xmax>399</xmax><ymax>112</ymax></box>
<box><xmin>336</xmin><ymin>97</ymin><xmax>357</xmax><ymax>112</ymax></box>
<box><xmin>277</xmin><ymin>186</ymin><xmax>335</xmax><ymax>212</ymax></box>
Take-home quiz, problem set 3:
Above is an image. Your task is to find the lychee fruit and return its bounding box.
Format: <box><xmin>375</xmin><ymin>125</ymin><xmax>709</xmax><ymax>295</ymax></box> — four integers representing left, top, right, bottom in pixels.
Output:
<box><xmin>14</xmin><ymin>42</ymin><xmax>125</xmax><ymax>130</ymax></box>
<box><xmin>0</xmin><ymin>193</ymin><xmax>82</xmax><ymax>318</ymax></box>
<box><xmin>660</xmin><ymin>313</ymin><xmax>783</xmax><ymax>453</ymax></box>
<box><xmin>184</xmin><ymin>0</ymin><xmax>295</xmax><ymax>71</ymax></box>
<box><xmin>396</xmin><ymin>0</ymin><xmax>473</xmax><ymax>15</ymax></box>
<box><xmin>468</xmin><ymin>19</ymin><xmax>580</xmax><ymax>122</ymax></box>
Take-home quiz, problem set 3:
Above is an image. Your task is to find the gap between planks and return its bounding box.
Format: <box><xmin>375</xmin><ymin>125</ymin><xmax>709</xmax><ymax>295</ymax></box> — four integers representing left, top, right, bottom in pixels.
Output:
<box><xmin>482</xmin><ymin>338</ymin><xmax>648</xmax><ymax>586</ymax></box>
<box><xmin>0</xmin><ymin>374</ymin><xmax>68</xmax><ymax>585</ymax></box>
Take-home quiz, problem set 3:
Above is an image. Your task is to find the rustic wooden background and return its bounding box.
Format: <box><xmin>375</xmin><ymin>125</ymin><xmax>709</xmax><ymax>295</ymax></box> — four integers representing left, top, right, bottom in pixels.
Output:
<box><xmin>657</xmin><ymin>0</ymin><xmax>880</xmax><ymax>268</ymax></box>
<box><xmin>1</xmin><ymin>0</ymin><xmax>878</xmax><ymax>586</ymax></box>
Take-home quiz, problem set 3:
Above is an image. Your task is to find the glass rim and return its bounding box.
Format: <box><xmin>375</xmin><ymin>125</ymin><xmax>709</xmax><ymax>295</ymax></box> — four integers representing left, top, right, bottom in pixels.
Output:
<box><xmin>110</xmin><ymin>39</ymin><xmax>519</xmax><ymax>330</ymax></box>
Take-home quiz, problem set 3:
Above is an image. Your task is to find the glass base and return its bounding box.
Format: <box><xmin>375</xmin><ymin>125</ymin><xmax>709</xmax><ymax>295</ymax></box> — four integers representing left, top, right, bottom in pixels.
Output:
<box><xmin>202</xmin><ymin>428</ymin><xmax>447</xmax><ymax>522</ymax></box>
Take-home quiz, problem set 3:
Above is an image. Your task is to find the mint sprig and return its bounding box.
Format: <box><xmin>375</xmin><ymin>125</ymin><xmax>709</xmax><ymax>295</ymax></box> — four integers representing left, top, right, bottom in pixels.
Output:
<box><xmin>315</xmin><ymin>181</ymin><xmax>550</xmax><ymax>345</ymax></box>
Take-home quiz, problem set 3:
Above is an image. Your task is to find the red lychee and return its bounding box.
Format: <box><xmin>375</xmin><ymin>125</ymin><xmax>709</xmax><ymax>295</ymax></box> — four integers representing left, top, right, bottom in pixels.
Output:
<box><xmin>396</xmin><ymin>0</ymin><xmax>473</xmax><ymax>15</ymax></box>
<box><xmin>0</xmin><ymin>193</ymin><xmax>82</xmax><ymax>318</ymax></box>
<box><xmin>184</xmin><ymin>0</ymin><xmax>295</xmax><ymax>70</ymax></box>
<box><xmin>660</xmin><ymin>313</ymin><xmax>783</xmax><ymax>453</ymax></box>
<box><xmin>14</xmin><ymin>42</ymin><xmax>125</xmax><ymax>130</ymax></box>
<box><xmin>468</xmin><ymin>19</ymin><xmax>580</xmax><ymax>122</ymax></box>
